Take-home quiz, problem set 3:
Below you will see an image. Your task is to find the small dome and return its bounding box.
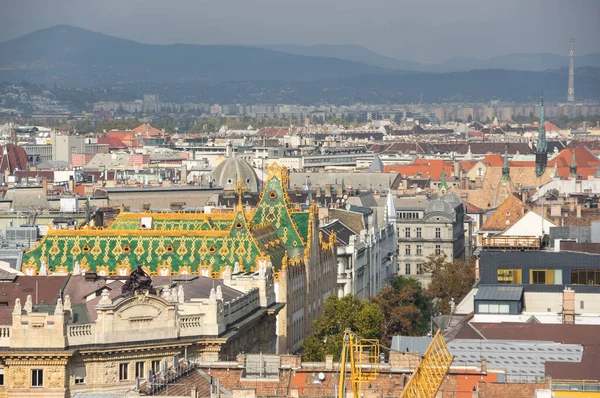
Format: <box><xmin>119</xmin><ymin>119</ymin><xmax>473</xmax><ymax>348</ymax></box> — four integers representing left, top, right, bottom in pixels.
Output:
<box><xmin>425</xmin><ymin>199</ymin><xmax>454</xmax><ymax>216</ymax></box>
<box><xmin>212</xmin><ymin>155</ymin><xmax>259</xmax><ymax>192</ymax></box>
<box><xmin>441</xmin><ymin>192</ymin><xmax>462</xmax><ymax>208</ymax></box>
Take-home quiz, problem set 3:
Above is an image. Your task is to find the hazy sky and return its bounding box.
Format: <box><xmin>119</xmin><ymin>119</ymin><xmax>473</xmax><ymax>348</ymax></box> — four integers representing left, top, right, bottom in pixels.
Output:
<box><xmin>1</xmin><ymin>0</ymin><xmax>599</xmax><ymax>63</ymax></box>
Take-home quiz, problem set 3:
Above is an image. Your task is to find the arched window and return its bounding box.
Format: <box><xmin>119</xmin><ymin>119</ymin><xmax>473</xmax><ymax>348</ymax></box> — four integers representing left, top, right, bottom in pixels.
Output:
<box><xmin>477</xmin><ymin>167</ymin><xmax>483</xmax><ymax>177</ymax></box>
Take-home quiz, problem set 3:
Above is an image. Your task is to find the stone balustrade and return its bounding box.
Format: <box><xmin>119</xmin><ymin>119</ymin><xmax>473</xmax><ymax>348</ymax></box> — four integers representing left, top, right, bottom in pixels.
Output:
<box><xmin>179</xmin><ymin>315</ymin><xmax>204</xmax><ymax>337</ymax></box>
<box><xmin>0</xmin><ymin>326</ymin><xmax>10</xmax><ymax>346</ymax></box>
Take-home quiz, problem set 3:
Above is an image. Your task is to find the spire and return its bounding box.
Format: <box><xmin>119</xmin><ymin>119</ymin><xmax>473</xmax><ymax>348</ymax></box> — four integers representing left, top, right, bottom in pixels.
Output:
<box><xmin>535</xmin><ymin>97</ymin><xmax>548</xmax><ymax>178</ymax></box>
<box><xmin>570</xmin><ymin>148</ymin><xmax>577</xmax><ymax>177</ymax></box>
<box><xmin>385</xmin><ymin>188</ymin><xmax>397</xmax><ymax>225</ymax></box>
<box><xmin>438</xmin><ymin>170</ymin><xmax>449</xmax><ymax>194</ymax></box>
<box><xmin>501</xmin><ymin>145</ymin><xmax>511</xmax><ymax>182</ymax></box>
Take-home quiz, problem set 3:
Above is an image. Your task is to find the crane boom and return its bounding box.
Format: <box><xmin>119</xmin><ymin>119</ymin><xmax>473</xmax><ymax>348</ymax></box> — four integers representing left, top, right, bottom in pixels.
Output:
<box><xmin>400</xmin><ymin>330</ymin><xmax>453</xmax><ymax>398</ymax></box>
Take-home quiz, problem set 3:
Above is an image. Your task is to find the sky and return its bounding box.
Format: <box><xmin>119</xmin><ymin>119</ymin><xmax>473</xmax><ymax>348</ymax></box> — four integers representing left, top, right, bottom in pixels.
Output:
<box><xmin>1</xmin><ymin>0</ymin><xmax>599</xmax><ymax>63</ymax></box>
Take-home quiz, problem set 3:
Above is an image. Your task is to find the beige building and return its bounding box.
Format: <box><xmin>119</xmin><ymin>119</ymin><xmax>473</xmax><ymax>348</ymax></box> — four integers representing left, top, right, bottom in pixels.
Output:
<box><xmin>395</xmin><ymin>193</ymin><xmax>466</xmax><ymax>287</ymax></box>
<box><xmin>0</xmin><ymin>269</ymin><xmax>281</xmax><ymax>398</ymax></box>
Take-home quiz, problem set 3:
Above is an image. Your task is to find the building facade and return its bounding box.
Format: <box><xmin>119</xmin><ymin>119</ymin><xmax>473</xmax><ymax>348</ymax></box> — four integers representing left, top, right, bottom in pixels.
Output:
<box><xmin>0</xmin><ymin>270</ymin><xmax>280</xmax><ymax>398</ymax></box>
<box><xmin>395</xmin><ymin>193</ymin><xmax>466</xmax><ymax>287</ymax></box>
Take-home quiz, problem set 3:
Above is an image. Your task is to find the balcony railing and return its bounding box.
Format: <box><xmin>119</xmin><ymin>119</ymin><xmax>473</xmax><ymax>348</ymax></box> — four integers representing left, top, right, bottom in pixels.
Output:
<box><xmin>551</xmin><ymin>379</ymin><xmax>600</xmax><ymax>393</ymax></box>
<box><xmin>482</xmin><ymin>236</ymin><xmax>541</xmax><ymax>250</ymax></box>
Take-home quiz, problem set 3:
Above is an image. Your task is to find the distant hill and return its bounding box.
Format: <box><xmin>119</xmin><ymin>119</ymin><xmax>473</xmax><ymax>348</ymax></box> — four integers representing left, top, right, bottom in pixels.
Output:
<box><xmin>255</xmin><ymin>44</ymin><xmax>424</xmax><ymax>71</ymax></box>
<box><xmin>254</xmin><ymin>44</ymin><xmax>600</xmax><ymax>72</ymax></box>
<box><xmin>0</xmin><ymin>25</ymin><xmax>387</xmax><ymax>87</ymax></box>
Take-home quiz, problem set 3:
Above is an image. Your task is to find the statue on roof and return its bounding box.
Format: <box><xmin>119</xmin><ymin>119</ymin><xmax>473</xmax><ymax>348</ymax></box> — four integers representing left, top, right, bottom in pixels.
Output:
<box><xmin>122</xmin><ymin>266</ymin><xmax>155</xmax><ymax>297</ymax></box>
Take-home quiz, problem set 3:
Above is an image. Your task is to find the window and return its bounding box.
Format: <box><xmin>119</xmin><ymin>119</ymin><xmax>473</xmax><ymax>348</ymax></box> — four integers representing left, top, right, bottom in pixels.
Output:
<box><xmin>435</xmin><ymin>228</ymin><xmax>441</xmax><ymax>239</ymax></box>
<box><xmin>417</xmin><ymin>264</ymin><xmax>424</xmax><ymax>275</ymax></box>
<box><xmin>416</xmin><ymin>228</ymin><xmax>422</xmax><ymax>238</ymax></box>
<box><xmin>405</xmin><ymin>245</ymin><xmax>411</xmax><ymax>256</ymax></box>
<box><xmin>0</xmin><ymin>368</ymin><xmax>4</xmax><ymax>387</ymax></box>
<box><xmin>151</xmin><ymin>360</ymin><xmax>161</xmax><ymax>375</ymax></box>
<box><xmin>497</xmin><ymin>269</ymin><xmax>522</xmax><ymax>284</ymax></box>
<box><xmin>530</xmin><ymin>269</ymin><xmax>554</xmax><ymax>285</ymax></box>
<box><xmin>74</xmin><ymin>366</ymin><xmax>86</xmax><ymax>385</ymax></box>
<box><xmin>119</xmin><ymin>363</ymin><xmax>129</xmax><ymax>381</ymax></box>
<box><xmin>570</xmin><ymin>269</ymin><xmax>600</xmax><ymax>285</ymax></box>
<box><xmin>404</xmin><ymin>227</ymin><xmax>411</xmax><ymax>238</ymax></box>
<box><xmin>435</xmin><ymin>245</ymin><xmax>441</xmax><ymax>255</ymax></box>
<box><xmin>581</xmin><ymin>301</ymin><xmax>585</xmax><ymax>310</ymax></box>
<box><xmin>135</xmin><ymin>361</ymin><xmax>145</xmax><ymax>379</ymax></box>
<box><xmin>31</xmin><ymin>369</ymin><xmax>43</xmax><ymax>387</ymax></box>
<box><xmin>416</xmin><ymin>245</ymin><xmax>422</xmax><ymax>256</ymax></box>
<box><xmin>477</xmin><ymin>167</ymin><xmax>483</xmax><ymax>177</ymax></box>
<box><xmin>405</xmin><ymin>264</ymin><xmax>411</xmax><ymax>275</ymax></box>
<box><xmin>478</xmin><ymin>303</ymin><xmax>510</xmax><ymax>314</ymax></box>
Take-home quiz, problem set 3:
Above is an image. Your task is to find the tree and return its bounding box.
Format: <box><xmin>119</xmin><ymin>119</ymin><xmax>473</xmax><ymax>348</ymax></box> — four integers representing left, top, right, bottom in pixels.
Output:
<box><xmin>424</xmin><ymin>254</ymin><xmax>475</xmax><ymax>314</ymax></box>
<box><xmin>301</xmin><ymin>295</ymin><xmax>383</xmax><ymax>361</ymax></box>
<box><xmin>370</xmin><ymin>276</ymin><xmax>431</xmax><ymax>349</ymax></box>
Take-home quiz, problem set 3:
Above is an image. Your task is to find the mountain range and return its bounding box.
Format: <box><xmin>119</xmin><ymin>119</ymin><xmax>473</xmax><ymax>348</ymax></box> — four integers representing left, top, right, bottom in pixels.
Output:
<box><xmin>255</xmin><ymin>44</ymin><xmax>600</xmax><ymax>72</ymax></box>
<box><xmin>0</xmin><ymin>25</ymin><xmax>387</xmax><ymax>87</ymax></box>
<box><xmin>1</xmin><ymin>25</ymin><xmax>599</xmax><ymax>103</ymax></box>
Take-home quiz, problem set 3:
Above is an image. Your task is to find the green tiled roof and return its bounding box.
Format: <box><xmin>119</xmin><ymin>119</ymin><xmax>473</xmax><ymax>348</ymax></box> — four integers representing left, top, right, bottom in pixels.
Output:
<box><xmin>22</xmin><ymin>164</ymin><xmax>311</xmax><ymax>276</ymax></box>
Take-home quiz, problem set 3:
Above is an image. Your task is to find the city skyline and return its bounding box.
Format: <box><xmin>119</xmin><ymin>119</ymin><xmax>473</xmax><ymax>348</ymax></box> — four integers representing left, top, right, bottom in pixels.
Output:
<box><xmin>1</xmin><ymin>0</ymin><xmax>599</xmax><ymax>63</ymax></box>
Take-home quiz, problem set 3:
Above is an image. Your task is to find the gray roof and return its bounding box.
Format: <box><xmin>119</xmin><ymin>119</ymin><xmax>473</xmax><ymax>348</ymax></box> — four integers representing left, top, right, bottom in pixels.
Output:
<box><xmin>475</xmin><ymin>285</ymin><xmax>523</xmax><ymax>301</ymax></box>
<box><xmin>392</xmin><ymin>335</ymin><xmax>584</xmax><ymax>382</ymax></box>
<box><xmin>448</xmin><ymin>339</ymin><xmax>583</xmax><ymax>382</ymax></box>
<box><xmin>368</xmin><ymin>154</ymin><xmax>385</xmax><ymax>173</ymax></box>
<box><xmin>321</xmin><ymin>220</ymin><xmax>356</xmax><ymax>245</ymax></box>
<box><xmin>36</xmin><ymin>160</ymin><xmax>70</xmax><ymax>169</ymax></box>
<box><xmin>289</xmin><ymin>172</ymin><xmax>400</xmax><ymax>191</ymax></box>
<box><xmin>391</xmin><ymin>336</ymin><xmax>432</xmax><ymax>356</ymax></box>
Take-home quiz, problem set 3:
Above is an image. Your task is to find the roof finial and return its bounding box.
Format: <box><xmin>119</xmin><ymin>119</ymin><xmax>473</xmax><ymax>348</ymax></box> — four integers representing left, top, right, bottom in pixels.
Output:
<box><xmin>236</xmin><ymin>179</ymin><xmax>247</xmax><ymax>210</ymax></box>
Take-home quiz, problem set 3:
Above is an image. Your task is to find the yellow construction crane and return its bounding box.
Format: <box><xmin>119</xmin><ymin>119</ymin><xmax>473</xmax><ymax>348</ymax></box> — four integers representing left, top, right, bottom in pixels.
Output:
<box><xmin>337</xmin><ymin>329</ymin><xmax>380</xmax><ymax>398</ymax></box>
<box><xmin>399</xmin><ymin>330</ymin><xmax>453</xmax><ymax>398</ymax></box>
<box><xmin>337</xmin><ymin>329</ymin><xmax>452</xmax><ymax>398</ymax></box>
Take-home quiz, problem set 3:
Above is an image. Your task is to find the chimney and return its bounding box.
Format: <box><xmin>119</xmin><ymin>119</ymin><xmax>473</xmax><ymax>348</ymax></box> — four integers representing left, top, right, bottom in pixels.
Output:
<box><xmin>42</xmin><ymin>177</ymin><xmax>48</xmax><ymax>196</ymax></box>
<box><xmin>453</xmin><ymin>160</ymin><xmax>461</xmax><ymax>179</ymax></box>
<box><xmin>562</xmin><ymin>288</ymin><xmax>575</xmax><ymax>325</ymax></box>
<box><xmin>180</xmin><ymin>164</ymin><xmax>187</xmax><ymax>184</ymax></box>
<box><xmin>68</xmin><ymin>176</ymin><xmax>75</xmax><ymax>192</ymax></box>
<box><xmin>576</xmin><ymin>205</ymin><xmax>582</xmax><ymax>218</ymax></box>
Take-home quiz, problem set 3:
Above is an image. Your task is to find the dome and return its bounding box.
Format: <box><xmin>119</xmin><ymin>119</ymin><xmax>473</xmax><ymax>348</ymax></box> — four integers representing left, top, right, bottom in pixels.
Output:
<box><xmin>212</xmin><ymin>155</ymin><xmax>259</xmax><ymax>192</ymax></box>
<box><xmin>425</xmin><ymin>199</ymin><xmax>454</xmax><ymax>216</ymax></box>
<box><xmin>441</xmin><ymin>192</ymin><xmax>462</xmax><ymax>208</ymax></box>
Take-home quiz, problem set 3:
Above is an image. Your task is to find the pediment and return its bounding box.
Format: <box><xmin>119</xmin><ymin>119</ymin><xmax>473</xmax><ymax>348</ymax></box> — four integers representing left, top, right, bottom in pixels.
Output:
<box><xmin>118</xmin><ymin>303</ymin><xmax>163</xmax><ymax>321</ymax></box>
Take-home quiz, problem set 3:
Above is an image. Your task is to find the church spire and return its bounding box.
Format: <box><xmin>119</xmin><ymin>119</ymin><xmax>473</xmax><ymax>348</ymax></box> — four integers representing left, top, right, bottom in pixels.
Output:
<box><xmin>535</xmin><ymin>97</ymin><xmax>548</xmax><ymax>178</ymax></box>
<box><xmin>570</xmin><ymin>148</ymin><xmax>577</xmax><ymax>177</ymax></box>
<box><xmin>501</xmin><ymin>145</ymin><xmax>511</xmax><ymax>182</ymax></box>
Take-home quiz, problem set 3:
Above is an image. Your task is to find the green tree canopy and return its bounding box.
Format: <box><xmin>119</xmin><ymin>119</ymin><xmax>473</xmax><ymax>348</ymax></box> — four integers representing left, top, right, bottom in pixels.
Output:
<box><xmin>301</xmin><ymin>295</ymin><xmax>383</xmax><ymax>362</ymax></box>
<box><xmin>424</xmin><ymin>254</ymin><xmax>475</xmax><ymax>314</ymax></box>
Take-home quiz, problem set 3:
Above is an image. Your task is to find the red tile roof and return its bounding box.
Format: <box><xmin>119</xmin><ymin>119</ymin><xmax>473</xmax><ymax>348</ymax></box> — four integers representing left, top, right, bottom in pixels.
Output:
<box><xmin>0</xmin><ymin>144</ymin><xmax>28</xmax><ymax>174</ymax></box>
<box><xmin>480</xmin><ymin>194</ymin><xmax>529</xmax><ymax>232</ymax></box>
<box><xmin>98</xmin><ymin>136</ymin><xmax>128</xmax><ymax>150</ymax></box>
<box><xmin>385</xmin><ymin>158</ymin><xmax>453</xmax><ymax>180</ymax></box>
